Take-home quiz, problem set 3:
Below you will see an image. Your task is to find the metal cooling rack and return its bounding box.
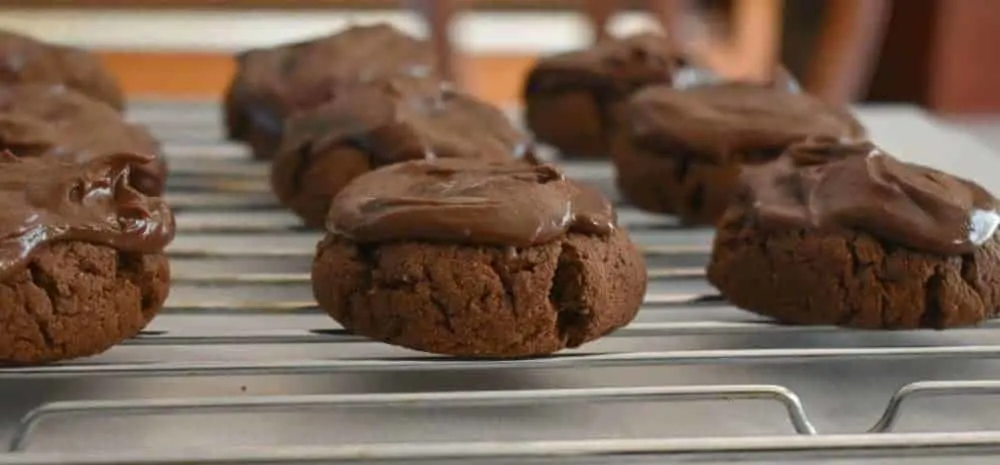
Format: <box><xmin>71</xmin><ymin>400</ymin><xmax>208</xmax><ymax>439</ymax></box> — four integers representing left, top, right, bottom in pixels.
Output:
<box><xmin>0</xmin><ymin>103</ymin><xmax>998</xmax><ymax>464</ymax></box>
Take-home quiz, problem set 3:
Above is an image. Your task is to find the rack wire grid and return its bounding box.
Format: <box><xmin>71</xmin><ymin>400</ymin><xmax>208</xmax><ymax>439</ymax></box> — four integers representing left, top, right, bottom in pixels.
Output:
<box><xmin>0</xmin><ymin>102</ymin><xmax>998</xmax><ymax>465</ymax></box>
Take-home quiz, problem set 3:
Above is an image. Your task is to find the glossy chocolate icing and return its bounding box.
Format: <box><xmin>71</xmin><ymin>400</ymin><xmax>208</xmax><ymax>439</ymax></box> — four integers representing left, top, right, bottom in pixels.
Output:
<box><xmin>0</xmin><ymin>84</ymin><xmax>166</xmax><ymax>195</ymax></box>
<box><xmin>628</xmin><ymin>83</ymin><xmax>866</xmax><ymax>163</ymax></box>
<box><xmin>281</xmin><ymin>75</ymin><xmax>532</xmax><ymax>167</ymax></box>
<box><xmin>0</xmin><ymin>29</ymin><xmax>124</xmax><ymax>111</ymax></box>
<box><xmin>741</xmin><ymin>141</ymin><xmax>1000</xmax><ymax>255</ymax></box>
<box><xmin>329</xmin><ymin>159</ymin><xmax>615</xmax><ymax>247</ymax></box>
<box><xmin>0</xmin><ymin>151</ymin><xmax>174</xmax><ymax>279</ymax></box>
<box><xmin>225</xmin><ymin>24</ymin><xmax>437</xmax><ymax>143</ymax></box>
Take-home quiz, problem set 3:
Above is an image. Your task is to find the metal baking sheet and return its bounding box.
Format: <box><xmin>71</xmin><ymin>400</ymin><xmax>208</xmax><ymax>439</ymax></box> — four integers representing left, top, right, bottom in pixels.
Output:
<box><xmin>0</xmin><ymin>103</ymin><xmax>999</xmax><ymax>464</ymax></box>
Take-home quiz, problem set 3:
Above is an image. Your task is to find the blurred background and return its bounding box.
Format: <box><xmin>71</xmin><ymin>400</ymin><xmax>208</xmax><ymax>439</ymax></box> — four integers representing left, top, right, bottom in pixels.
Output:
<box><xmin>0</xmin><ymin>1</ymin><xmax>996</xmax><ymax>116</ymax></box>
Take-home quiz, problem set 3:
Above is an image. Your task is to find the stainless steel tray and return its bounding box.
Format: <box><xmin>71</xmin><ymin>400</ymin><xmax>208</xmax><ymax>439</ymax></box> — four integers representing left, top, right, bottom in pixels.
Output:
<box><xmin>0</xmin><ymin>103</ymin><xmax>998</xmax><ymax>464</ymax></box>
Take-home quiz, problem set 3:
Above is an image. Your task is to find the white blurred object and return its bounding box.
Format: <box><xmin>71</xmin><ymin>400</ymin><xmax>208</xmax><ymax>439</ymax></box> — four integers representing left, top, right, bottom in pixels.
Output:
<box><xmin>0</xmin><ymin>8</ymin><xmax>656</xmax><ymax>54</ymax></box>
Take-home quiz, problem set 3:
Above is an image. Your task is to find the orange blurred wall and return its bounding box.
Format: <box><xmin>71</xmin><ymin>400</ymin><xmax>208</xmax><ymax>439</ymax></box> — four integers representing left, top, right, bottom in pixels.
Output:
<box><xmin>98</xmin><ymin>51</ymin><xmax>536</xmax><ymax>104</ymax></box>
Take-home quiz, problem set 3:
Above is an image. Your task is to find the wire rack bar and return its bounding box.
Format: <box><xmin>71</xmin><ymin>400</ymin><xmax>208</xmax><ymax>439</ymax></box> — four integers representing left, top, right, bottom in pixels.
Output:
<box><xmin>159</xmin><ymin>293</ymin><xmax>726</xmax><ymax>313</ymax></box>
<box><xmin>159</xmin><ymin>144</ymin><xmax>246</xmax><ymax>161</ymax></box>
<box><xmin>168</xmin><ymin>267</ymin><xmax>706</xmax><ymax>285</ymax></box>
<box><xmin>131</xmin><ymin>319</ymin><xmax>1000</xmax><ymax>345</ymax></box>
<box><xmin>172</xmin><ymin>224</ymin><xmax>308</xmax><ymax>234</ymax></box>
<box><xmin>163</xmin><ymin>300</ymin><xmax>320</xmax><ymax>313</ymax></box>
<box><xmin>171</xmin><ymin>272</ymin><xmax>309</xmax><ymax>285</ymax></box>
<box><xmin>165</xmin><ymin>193</ymin><xmax>280</xmax><ymax>211</ymax></box>
<box><xmin>125</xmin><ymin>329</ymin><xmax>368</xmax><ymax>345</ymax></box>
<box><xmin>166</xmin><ymin>165</ymin><xmax>267</xmax><ymax>179</ymax></box>
<box><xmin>9</xmin><ymin>384</ymin><xmax>815</xmax><ymax>451</ymax></box>
<box><xmin>167</xmin><ymin>247</ymin><xmax>309</xmax><ymax>258</ymax></box>
<box><xmin>19</xmin><ymin>373</ymin><xmax>1000</xmax><ymax>452</ymax></box>
<box><xmin>124</xmin><ymin>320</ymin><xmax>837</xmax><ymax>347</ymax></box>
<box><xmin>870</xmin><ymin>380</ymin><xmax>1000</xmax><ymax>433</ymax></box>
<box><xmin>166</xmin><ymin>243</ymin><xmax>712</xmax><ymax>259</ymax></box>
<box><xmin>167</xmin><ymin>178</ymin><xmax>271</xmax><ymax>194</ymax></box>
<box><xmin>160</xmin><ymin>293</ymin><xmax>714</xmax><ymax>312</ymax></box>
<box><xmin>5</xmin><ymin>346</ymin><xmax>1000</xmax><ymax>379</ymax></box>
<box><xmin>3</xmin><ymin>432</ymin><xmax>1000</xmax><ymax>464</ymax></box>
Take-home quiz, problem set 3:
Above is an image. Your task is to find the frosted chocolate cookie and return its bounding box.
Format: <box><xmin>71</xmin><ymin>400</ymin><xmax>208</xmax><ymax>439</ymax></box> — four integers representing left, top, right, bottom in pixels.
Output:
<box><xmin>224</xmin><ymin>23</ymin><xmax>438</xmax><ymax>160</ymax></box>
<box><xmin>707</xmin><ymin>142</ymin><xmax>1000</xmax><ymax>329</ymax></box>
<box><xmin>523</xmin><ymin>32</ymin><xmax>800</xmax><ymax>159</ymax></box>
<box><xmin>312</xmin><ymin>159</ymin><xmax>646</xmax><ymax>357</ymax></box>
<box><xmin>0</xmin><ymin>29</ymin><xmax>124</xmax><ymax>111</ymax></box>
<box><xmin>523</xmin><ymin>33</ymin><xmax>683</xmax><ymax>159</ymax></box>
<box><xmin>0</xmin><ymin>152</ymin><xmax>174</xmax><ymax>364</ymax></box>
<box><xmin>612</xmin><ymin>83</ymin><xmax>866</xmax><ymax>224</ymax></box>
<box><xmin>271</xmin><ymin>75</ymin><xmax>532</xmax><ymax>228</ymax></box>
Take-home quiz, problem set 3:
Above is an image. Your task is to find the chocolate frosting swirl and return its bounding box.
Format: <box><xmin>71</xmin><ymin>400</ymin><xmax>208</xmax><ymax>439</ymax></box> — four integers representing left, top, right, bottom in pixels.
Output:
<box><xmin>741</xmin><ymin>141</ymin><xmax>1000</xmax><ymax>255</ymax></box>
<box><xmin>0</xmin><ymin>84</ymin><xmax>166</xmax><ymax>195</ymax></box>
<box><xmin>0</xmin><ymin>151</ymin><xmax>175</xmax><ymax>278</ymax></box>
<box><xmin>328</xmin><ymin>159</ymin><xmax>615</xmax><ymax>246</ymax></box>
<box><xmin>281</xmin><ymin>75</ymin><xmax>532</xmax><ymax>166</ymax></box>
<box><xmin>0</xmin><ymin>29</ymin><xmax>124</xmax><ymax>111</ymax></box>
<box><xmin>628</xmin><ymin>83</ymin><xmax>866</xmax><ymax>163</ymax></box>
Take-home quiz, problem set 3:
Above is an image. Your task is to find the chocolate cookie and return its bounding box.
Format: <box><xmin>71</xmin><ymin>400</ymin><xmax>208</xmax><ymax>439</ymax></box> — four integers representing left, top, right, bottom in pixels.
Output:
<box><xmin>0</xmin><ymin>84</ymin><xmax>166</xmax><ymax>195</ymax></box>
<box><xmin>0</xmin><ymin>30</ymin><xmax>124</xmax><ymax>111</ymax></box>
<box><xmin>224</xmin><ymin>23</ymin><xmax>437</xmax><ymax>160</ymax></box>
<box><xmin>523</xmin><ymin>33</ymin><xmax>683</xmax><ymax>159</ymax></box>
<box><xmin>612</xmin><ymin>83</ymin><xmax>866</xmax><ymax>225</ymax></box>
<box><xmin>272</xmin><ymin>75</ymin><xmax>531</xmax><ymax>228</ymax></box>
<box><xmin>312</xmin><ymin>159</ymin><xmax>646</xmax><ymax>357</ymax></box>
<box><xmin>0</xmin><ymin>151</ymin><xmax>174</xmax><ymax>364</ymax></box>
<box><xmin>707</xmin><ymin>142</ymin><xmax>1000</xmax><ymax>329</ymax></box>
